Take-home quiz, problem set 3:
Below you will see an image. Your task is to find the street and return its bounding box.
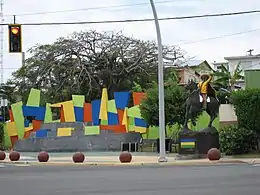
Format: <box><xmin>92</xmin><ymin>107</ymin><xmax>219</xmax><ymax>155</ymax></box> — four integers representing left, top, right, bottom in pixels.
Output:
<box><xmin>0</xmin><ymin>164</ymin><xmax>259</xmax><ymax>195</ymax></box>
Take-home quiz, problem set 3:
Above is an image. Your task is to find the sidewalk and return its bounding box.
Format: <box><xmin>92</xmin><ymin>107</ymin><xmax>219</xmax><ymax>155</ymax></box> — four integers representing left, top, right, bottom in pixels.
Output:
<box><xmin>1</xmin><ymin>152</ymin><xmax>258</xmax><ymax>166</ymax></box>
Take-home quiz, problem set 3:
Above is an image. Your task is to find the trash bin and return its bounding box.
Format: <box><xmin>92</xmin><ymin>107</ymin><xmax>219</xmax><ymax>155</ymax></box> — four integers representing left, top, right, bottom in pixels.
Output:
<box><xmin>156</xmin><ymin>138</ymin><xmax>172</xmax><ymax>153</ymax></box>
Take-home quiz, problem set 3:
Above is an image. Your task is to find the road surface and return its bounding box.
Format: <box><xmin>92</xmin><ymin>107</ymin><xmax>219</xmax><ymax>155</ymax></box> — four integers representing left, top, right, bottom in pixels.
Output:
<box><xmin>0</xmin><ymin>164</ymin><xmax>259</xmax><ymax>195</ymax></box>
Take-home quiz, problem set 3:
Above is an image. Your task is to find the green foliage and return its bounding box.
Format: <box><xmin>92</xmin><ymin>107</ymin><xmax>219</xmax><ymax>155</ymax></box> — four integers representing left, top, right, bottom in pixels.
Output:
<box><xmin>0</xmin><ymin>83</ymin><xmax>20</xmax><ymax>105</ymax></box>
<box><xmin>224</xmin><ymin>88</ymin><xmax>260</xmax><ymax>155</ymax></box>
<box><xmin>219</xmin><ymin>125</ymin><xmax>257</xmax><ymax>155</ymax></box>
<box><xmin>131</xmin><ymin>82</ymin><xmax>143</xmax><ymax>92</ymax></box>
<box><xmin>167</xmin><ymin>125</ymin><xmax>182</xmax><ymax>143</ymax></box>
<box><xmin>230</xmin><ymin>88</ymin><xmax>260</xmax><ymax>133</ymax></box>
<box><xmin>140</xmin><ymin>83</ymin><xmax>187</xmax><ymax>136</ymax></box>
<box><xmin>213</xmin><ymin>62</ymin><xmax>244</xmax><ymax>90</ymax></box>
<box><xmin>164</xmin><ymin>69</ymin><xmax>180</xmax><ymax>86</ymax></box>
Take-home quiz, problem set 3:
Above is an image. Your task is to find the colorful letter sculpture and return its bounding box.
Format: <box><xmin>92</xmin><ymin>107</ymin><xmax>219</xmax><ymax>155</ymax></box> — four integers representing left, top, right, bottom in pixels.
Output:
<box><xmin>4</xmin><ymin>88</ymin><xmax>148</xmax><ymax>148</ymax></box>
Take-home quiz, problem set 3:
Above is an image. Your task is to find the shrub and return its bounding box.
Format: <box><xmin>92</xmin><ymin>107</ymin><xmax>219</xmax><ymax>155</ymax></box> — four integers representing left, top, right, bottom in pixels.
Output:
<box><xmin>167</xmin><ymin>125</ymin><xmax>182</xmax><ymax>143</ymax></box>
<box><xmin>230</xmin><ymin>88</ymin><xmax>260</xmax><ymax>134</ymax></box>
<box><xmin>219</xmin><ymin>125</ymin><xmax>257</xmax><ymax>155</ymax></box>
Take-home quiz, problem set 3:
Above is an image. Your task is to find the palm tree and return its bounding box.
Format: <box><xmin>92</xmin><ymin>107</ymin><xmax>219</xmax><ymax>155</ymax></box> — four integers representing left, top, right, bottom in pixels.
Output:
<box><xmin>213</xmin><ymin>62</ymin><xmax>244</xmax><ymax>91</ymax></box>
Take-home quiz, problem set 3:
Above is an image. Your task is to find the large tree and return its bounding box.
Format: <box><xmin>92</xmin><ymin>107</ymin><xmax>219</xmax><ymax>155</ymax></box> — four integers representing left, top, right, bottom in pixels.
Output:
<box><xmin>8</xmin><ymin>30</ymin><xmax>186</xmax><ymax>103</ymax></box>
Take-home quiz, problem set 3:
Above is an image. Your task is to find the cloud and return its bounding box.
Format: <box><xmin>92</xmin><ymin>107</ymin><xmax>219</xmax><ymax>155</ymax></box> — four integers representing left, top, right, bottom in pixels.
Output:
<box><xmin>2</xmin><ymin>0</ymin><xmax>260</xmax><ymax>81</ymax></box>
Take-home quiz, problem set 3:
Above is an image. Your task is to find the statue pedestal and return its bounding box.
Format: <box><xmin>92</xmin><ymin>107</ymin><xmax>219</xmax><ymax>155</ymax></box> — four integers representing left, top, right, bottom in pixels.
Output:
<box><xmin>177</xmin><ymin>127</ymin><xmax>220</xmax><ymax>159</ymax></box>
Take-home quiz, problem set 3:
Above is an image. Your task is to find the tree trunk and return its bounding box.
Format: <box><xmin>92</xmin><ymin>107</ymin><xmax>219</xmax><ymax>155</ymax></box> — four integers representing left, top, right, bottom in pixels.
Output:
<box><xmin>230</xmin><ymin>84</ymin><xmax>235</xmax><ymax>91</ymax></box>
<box><xmin>230</xmin><ymin>80</ymin><xmax>235</xmax><ymax>91</ymax></box>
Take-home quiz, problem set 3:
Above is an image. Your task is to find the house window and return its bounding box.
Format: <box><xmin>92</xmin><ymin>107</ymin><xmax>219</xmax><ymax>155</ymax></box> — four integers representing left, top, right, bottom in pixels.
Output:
<box><xmin>217</xmin><ymin>65</ymin><xmax>221</xmax><ymax>70</ymax></box>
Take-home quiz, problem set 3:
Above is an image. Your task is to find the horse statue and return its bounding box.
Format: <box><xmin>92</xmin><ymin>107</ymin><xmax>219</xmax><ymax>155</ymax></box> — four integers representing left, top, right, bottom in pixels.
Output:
<box><xmin>183</xmin><ymin>79</ymin><xmax>220</xmax><ymax>131</ymax></box>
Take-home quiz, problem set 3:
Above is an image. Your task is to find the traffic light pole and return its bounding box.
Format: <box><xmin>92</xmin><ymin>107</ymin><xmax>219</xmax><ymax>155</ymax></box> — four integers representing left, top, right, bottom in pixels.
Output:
<box><xmin>13</xmin><ymin>15</ymin><xmax>15</xmax><ymax>24</ymax></box>
<box><xmin>149</xmin><ymin>0</ymin><xmax>167</xmax><ymax>162</ymax></box>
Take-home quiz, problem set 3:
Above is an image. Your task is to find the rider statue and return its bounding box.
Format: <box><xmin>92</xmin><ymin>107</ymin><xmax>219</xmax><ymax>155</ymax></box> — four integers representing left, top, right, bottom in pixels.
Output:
<box><xmin>197</xmin><ymin>74</ymin><xmax>212</xmax><ymax>110</ymax></box>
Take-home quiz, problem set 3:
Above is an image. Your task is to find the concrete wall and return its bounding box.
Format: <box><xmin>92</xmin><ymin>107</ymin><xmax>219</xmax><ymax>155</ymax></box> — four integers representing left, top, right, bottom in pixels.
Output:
<box><xmin>183</xmin><ymin>69</ymin><xmax>200</xmax><ymax>83</ymax></box>
<box><xmin>14</xmin><ymin>122</ymin><xmax>141</xmax><ymax>152</ymax></box>
<box><xmin>219</xmin><ymin>104</ymin><xmax>238</xmax><ymax>128</ymax></box>
<box><xmin>14</xmin><ymin>131</ymin><xmax>141</xmax><ymax>152</ymax></box>
<box><xmin>177</xmin><ymin>68</ymin><xmax>200</xmax><ymax>85</ymax></box>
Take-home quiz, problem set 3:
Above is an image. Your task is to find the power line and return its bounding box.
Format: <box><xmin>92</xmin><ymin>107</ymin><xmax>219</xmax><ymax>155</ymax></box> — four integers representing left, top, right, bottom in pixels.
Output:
<box><xmin>1</xmin><ymin>26</ymin><xmax>260</xmax><ymax>62</ymax></box>
<box><xmin>1</xmin><ymin>27</ymin><xmax>258</xmax><ymax>51</ymax></box>
<box><xmin>3</xmin><ymin>0</ymin><xmax>187</xmax><ymax>17</ymax></box>
<box><xmin>0</xmin><ymin>24</ymin><xmax>258</xmax><ymax>61</ymax></box>
<box><xmin>178</xmin><ymin>28</ymin><xmax>260</xmax><ymax>45</ymax></box>
<box><xmin>5</xmin><ymin>57</ymin><xmax>260</xmax><ymax>72</ymax></box>
<box><xmin>1</xmin><ymin>9</ymin><xmax>260</xmax><ymax>26</ymax></box>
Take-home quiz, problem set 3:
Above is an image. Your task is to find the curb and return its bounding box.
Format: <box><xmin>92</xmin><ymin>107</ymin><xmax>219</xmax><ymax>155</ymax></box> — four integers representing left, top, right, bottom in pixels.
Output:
<box><xmin>0</xmin><ymin>161</ymin><xmax>30</xmax><ymax>164</ymax></box>
<box><xmin>0</xmin><ymin>159</ymin><xmax>248</xmax><ymax>167</ymax></box>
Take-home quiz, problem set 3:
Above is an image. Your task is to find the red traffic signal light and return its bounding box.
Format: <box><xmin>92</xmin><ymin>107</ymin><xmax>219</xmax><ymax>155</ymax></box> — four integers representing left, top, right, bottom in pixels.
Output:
<box><xmin>11</xmin><ymin>27</ymin><xmax>20</xmax><ymax>35</ymax></box>
<box><xmin>8</xmin><ymin>24</ymin><xmax>22</xmax><ymax>53</ymax></box>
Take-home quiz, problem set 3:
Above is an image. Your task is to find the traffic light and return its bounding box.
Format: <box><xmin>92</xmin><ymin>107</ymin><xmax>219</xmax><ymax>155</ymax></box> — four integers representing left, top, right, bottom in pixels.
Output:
<box><xmin>8</xmin><ymin>24</ymin><xmax>22</xmax><ymax>53</ymax></box>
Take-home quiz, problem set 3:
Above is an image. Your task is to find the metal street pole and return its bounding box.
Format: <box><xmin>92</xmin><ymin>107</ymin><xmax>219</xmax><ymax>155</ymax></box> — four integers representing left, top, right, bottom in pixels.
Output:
<box><xmin>149</xmin><ymin>0</ymin><xmax>167</xmax><ymax>162</ymax></box>
<box><xmin>22</xmin><ymin>52</ymin><xmax>25</xmax><ymax>66</ymax></box>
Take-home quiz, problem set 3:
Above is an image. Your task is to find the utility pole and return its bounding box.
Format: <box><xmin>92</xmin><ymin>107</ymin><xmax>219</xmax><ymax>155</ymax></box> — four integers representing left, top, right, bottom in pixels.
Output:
<box><xmin>0</xmin><ymin>0</ymin><xmax>3</xmax><ymax>121</ymax></box>
<box><xmin>0</xmin><ymin>0</ymin><xmax>3</xmax><ymax>85</ymax></box>
<box><xmin>22</xmin><ymin>52</ymin><xmax>25</xmax><ymax>95</ymax></box>
<box><xmin>0</xmin><ymin>0</ymin><xmax>7</xmax><ymax>122</ymax></box>
<box><xmin>149</xmin><ymin>0</ymin><xmax>167</xmax><ymax>162</ymax></box>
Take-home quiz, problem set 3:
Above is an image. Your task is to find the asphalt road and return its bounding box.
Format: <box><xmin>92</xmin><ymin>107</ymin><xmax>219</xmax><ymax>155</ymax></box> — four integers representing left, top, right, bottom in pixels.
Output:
<box><xmin>0</xmin><ymin>164</ymin><xmax>259</xmax><ymax>195</ymax></box>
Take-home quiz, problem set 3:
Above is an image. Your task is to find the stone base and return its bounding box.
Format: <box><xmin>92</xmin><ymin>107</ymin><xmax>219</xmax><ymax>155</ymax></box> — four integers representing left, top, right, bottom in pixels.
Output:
<box><xmin>178</xmin><ymin>126</ymin><xmax>220</xmax><ymax>157</ymax></box>
<box><xmin>199</xmin><ymin>126</ymin><xmax>218</xmax><ymax>133</ymax></box>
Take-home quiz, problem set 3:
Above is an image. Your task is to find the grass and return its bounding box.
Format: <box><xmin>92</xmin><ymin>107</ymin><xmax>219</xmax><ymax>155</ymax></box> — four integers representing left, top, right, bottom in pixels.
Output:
<box><xmin>143</xmin><ymin>111</ymin><xmax>220</xmax><ymax>139</ymax></box>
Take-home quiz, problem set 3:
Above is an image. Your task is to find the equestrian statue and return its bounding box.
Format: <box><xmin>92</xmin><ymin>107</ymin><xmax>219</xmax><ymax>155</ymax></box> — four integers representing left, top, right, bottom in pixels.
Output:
<box><xmin>183</xmin><ymin>74</ymin><xmax>220</xmax><ymax>131</ymax></box>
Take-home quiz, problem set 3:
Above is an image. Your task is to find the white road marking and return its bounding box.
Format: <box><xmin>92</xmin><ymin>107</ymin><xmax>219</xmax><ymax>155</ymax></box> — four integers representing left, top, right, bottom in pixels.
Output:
<box><xmin>0</xmin><ymin>163</ymin><xmax>31</xmax><ymax>167</ymax></box>
<box><xmin>13</xmin><ymin>164</ymin><xmax>31</xmax><ymax>167</ymax></box>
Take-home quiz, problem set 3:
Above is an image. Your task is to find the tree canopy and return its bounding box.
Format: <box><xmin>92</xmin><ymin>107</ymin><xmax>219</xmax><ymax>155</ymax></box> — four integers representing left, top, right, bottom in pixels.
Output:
<box><xmin>6</xmin><ymin>30</ymin><xmax>186</xmax><ymax>104</ymax></box>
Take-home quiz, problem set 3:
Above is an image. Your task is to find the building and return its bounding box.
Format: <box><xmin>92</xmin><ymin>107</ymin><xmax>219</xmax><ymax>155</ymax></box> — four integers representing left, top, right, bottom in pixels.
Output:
<box><xmin>224</xmin><ymin>52</ymin><xmax>260</xmax><ymax>88</ymax></box>
<box><xmin>176</xmin><ymin>67</ymin><xmax>200</xmax><ymax>85</ymax></box>
<box><xmin>165</xmin><ymin>59</ymin><xmax>215</xmax><ymax>85</ymax></box>
<box><xmin>174</xmin><ymin>59</ymin><xmax>214</xmax><ymax>84</ymax></box>
<box><xmin>224</xmin><ymin>54</ymin><xmax>260</xmax><ymax>76</ymax></box>
<box><xmin>181</xmin><ymin>60</ymin><xmax>214</xmax><ymax>75</ymax></box>
<box><xmin>212</xmin><ymin>61</ymin><xmax>229</xmax><ymax>71</ymax></box>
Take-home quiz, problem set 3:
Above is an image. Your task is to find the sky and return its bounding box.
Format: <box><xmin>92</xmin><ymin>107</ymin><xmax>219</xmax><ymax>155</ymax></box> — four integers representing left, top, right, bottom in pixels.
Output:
<box><xmin>2</xmin><ymin>0</ymin><xmax>260</xmax><ymax>81</ymax></box>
